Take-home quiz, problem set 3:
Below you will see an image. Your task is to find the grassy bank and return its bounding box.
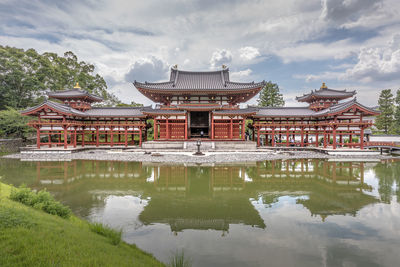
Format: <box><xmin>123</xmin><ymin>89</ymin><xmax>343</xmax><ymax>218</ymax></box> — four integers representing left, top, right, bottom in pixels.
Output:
<box><xmin>0</xmin><ymin>182</ymin><xmax>164</xmax><ymax>267</ymax></box>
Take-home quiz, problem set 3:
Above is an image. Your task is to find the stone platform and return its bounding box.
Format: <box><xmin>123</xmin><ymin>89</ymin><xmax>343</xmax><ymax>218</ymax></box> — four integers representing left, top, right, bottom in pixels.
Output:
<box><xmin>142</xmin><ymin>140</ymin><xmax>257</xmax><ymax>151</ymax></box>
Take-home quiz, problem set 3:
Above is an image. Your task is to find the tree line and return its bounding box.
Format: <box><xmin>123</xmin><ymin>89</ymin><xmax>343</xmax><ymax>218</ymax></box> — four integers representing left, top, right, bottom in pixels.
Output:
<box><xmin>376</xmin><ymin>89</ymin><xmax>400</xmax><ymax>134</ymax></box>
<box><xmin>0</xmin><ymin>46</ymin><xmax>144</xmax><ymax>138</ymax></box>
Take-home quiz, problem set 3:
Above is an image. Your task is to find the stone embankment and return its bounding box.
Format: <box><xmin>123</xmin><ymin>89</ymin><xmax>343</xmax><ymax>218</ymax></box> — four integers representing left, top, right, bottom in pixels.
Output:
<box><xmin>3</xmin><ymin>149</ymin><xmax>394</xmax><ymax>164</ymax></box>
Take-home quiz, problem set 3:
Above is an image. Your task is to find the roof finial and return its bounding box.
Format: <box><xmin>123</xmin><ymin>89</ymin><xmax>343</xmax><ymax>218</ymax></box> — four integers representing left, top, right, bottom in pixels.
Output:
<box><xmin>173</xmin><ymin>64</ymin><xmax>178</xmax><ymax>69</ymax></box>
<box><xmin>222</xmin><ymin>64</ymin><xmax>227</xmax><ymax>69</ymax></box>
<box><xmin>74</xmin><ymin>82</ymin><xmax>81</xmax><ymax>89</ymax></box>
<box><xmin>321</xmin><ymin>82</ymin><xmax>327</xmax><ymax>89</ymax></box>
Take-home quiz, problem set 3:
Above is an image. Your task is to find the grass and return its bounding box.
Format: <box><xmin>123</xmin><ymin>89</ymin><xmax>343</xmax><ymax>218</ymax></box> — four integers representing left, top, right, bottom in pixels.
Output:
<box><xmin>168</xmin><ymin>250</ymin><xmax>192</xmax><ymax>267</ymax></box>
<box><xmin>89</xmin><ymin>222</ymin><xmax>122</xmax><ymax>246</ymax></box>
<box><xmin>0</xmin><ymin>182</ymin><xmax>164</xmax><ymax>267</ymax></box>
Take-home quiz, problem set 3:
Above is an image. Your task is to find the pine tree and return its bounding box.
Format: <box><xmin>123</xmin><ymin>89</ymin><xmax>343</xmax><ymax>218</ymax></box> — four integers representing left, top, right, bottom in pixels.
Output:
<box><xmin>257</xmin><ymin>81</ymin><xmax>285</xmax><ymax>107</ymax></box>
<box><xmin>375</xmin><ymin>89</ymin><xmax>394</xmax><ymax>134</ymax></box>
<box><xmin>392</xmin><ymin>89</ymin><xmax>400</xmax><ymax>134</ymax></box>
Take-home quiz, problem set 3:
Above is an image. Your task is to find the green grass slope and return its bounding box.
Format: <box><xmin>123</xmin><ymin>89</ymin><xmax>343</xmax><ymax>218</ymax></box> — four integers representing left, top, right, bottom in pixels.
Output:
<box><xmin>0</xmin><ymin>182</ymin><xmax>164</xmax><ymax>267</ymax></box>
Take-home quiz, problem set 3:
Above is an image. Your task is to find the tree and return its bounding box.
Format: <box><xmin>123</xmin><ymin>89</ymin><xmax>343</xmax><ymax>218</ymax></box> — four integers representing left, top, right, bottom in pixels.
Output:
<box><xmin>0</xmin><ymin>46</ymin><xmax>120</xmax><ymax>110</ymax></box>
<box><xmin>375</xmin><ymin>89</ymin><xmax>394</xmax><ymax>134</ymax></box>
<box><xmin>392</xmin><ymin>89</ymin><xmax>400</xmax><ymax>134</ymax></box>
<box><xmin>0</xmin><ymin>107</ymin><xmax>34</xmax><ymax>139</ymax></box>
<box><xmin>115</xmin><ymin>101</ymin><xmax>143</xmax><ymax>107</ymax></box>
<box><xmin>257</xmin><ymin>81</ymin><xmax>285</xmax><ymax>107</ymax></box>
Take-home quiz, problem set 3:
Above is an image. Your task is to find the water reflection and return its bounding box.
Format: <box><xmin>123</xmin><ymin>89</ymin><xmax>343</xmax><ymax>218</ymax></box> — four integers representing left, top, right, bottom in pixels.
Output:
<box><xmin>0</xmin><ymin>159</ymin><xmax>381</xmax><ymax>226</ymax></box>
<box><xmin>1</xmin><ymin>158</ymin><xmax>400</xmax><ymax>266</ymax></box>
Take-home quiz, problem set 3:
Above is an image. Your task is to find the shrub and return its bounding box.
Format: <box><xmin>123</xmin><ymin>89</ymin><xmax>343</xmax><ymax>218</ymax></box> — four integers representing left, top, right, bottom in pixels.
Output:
<box><xmin>9</xmin><ymin>185</ymin><xmax>71</xmax><ymax>219</ymax></box>
<box><xmin>89</xmin><ymin>222</ymin><xmax>122</xmax><ymax>245</ymax></box>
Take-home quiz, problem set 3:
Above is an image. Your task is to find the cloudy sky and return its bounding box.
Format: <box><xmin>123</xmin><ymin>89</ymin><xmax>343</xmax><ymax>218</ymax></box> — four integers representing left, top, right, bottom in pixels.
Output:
<box><xmin>1</xmin><ymin>0</ymin><xmax>400</xmax><ymax>107</ymax></box>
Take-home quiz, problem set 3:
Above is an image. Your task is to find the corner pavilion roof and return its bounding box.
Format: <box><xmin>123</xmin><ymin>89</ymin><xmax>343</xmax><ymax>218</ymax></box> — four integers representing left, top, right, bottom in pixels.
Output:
<box><xmin>253</xmin><ymin>98</ymin><xmax>379</xmax><ymax>118</ymax></box>
<box><xmin>47</xmin><ymin>83</ymin><xmax>103</xmax><ymax>102</ymax></box>
<box><xmin>134</xmin><ymin>67</ymin><xmax>265</xmax><ymax>103</ymax></box>
<box><xmin>296</xmin><ymin>83</ymin><xmax>355</xmax><ymax>103</ymax></box>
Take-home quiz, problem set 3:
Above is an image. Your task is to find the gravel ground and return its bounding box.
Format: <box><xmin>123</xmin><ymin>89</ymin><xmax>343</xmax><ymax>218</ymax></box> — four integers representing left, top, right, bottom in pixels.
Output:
<box><xmin>3</xmin><ymin>150</ymin><xmax>395</xmax><ymax>163</ymax></box>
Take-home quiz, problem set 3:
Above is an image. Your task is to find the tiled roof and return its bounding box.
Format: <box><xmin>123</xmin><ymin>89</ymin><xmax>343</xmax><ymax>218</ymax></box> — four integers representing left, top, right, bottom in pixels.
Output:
<box><xmin>21</xmin><ymin>100</ymin><xmax>86</xmax><ymax>116</ymax></box>
<box><xmin>176</xmin><ymin>104</ymin><xmax>223</xmax><ymax>110</ymax></box>
<box><xmin>84</xmin><ymin>107</ymin><xmax>146</xmax><ymax>117</ymax></box>
<box><xmin>48</xmin><ymin>89</ymin><xmax>103</xmax><ymax>102</ymax></box>
<box><xmin>213</xmin><ymin>107</ymin><xmax>259</xmax><ymax>115</ymax></box>
<box><xmin>254</xmin><ymin>98</ymin><xmax>379</xmax><ymax>118</ymax></box>
<box><xmin>296</xmin><ymin>86</ymin><xmax>355</xmax><ymax>102</ymax></box>
<box><xmin>315</xmin><ymin>98</ymin><xmax>379</xmax><ymax>116</ymax></box>
<box><xmin>255</xmin><ymin>107</ymin><xmax>316</xmax><ymax>117</ymax></box>
<box><xmin>134</xmin><ymin>68</ymin><xmax>265</xmax><ymax>91</ymax></box>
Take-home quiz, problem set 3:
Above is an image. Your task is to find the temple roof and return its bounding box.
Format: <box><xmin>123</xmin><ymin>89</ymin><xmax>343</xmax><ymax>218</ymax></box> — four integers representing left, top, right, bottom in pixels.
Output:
<box><xmin>296</xmin><ymin>83</ymin><xmax>355</xmax><ymax>102</ymax></box>
<box><xmin>47</xmin><ymin>88</ymin><xmax>103</xmax><ymax>102</ymax></box>
<box><xmin>213</xmin><ymin>106</ymin><xmax>259</xmax><ymax>115</ymax></box>
<box><xmin>134</xmin><ymin>67</ymin><xmax>265</xmax><ymax>103</ymax></box>
<box><xmin>84</xmin><ymin>107</ymin><xmax>146</xmax><ymax>118</ymax></box>
<box><xmin>255</xmin><ymin>107</ymin><xmax>316</xmax><ymax>118</ymax></box>
<box><xmin>21</xmin><ymin>100</ymin><xmax>87</xmax><ymax>116</ymax></box>
<box><xmin>254</xmin><ymin>98</ymin><xmax>379</xmax><ymax>118</ymax></box>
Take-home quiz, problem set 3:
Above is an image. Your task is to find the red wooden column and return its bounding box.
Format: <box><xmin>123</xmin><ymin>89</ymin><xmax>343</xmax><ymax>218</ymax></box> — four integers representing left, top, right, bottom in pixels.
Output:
<box><xmin>210</xmin><ymin>114</ymin><xmax>214</xmax><ymax>140</ymax></box>
<box><xmin>36</xmin><ymin>127</ymin><xmax>41</xmax><ymax>149</ymax></box>
<box><xmin>315</xmin><ymin>127</ymin><xmax>319</xmax><ymax>147</ymax></box>
<box><xmin>166</xmin><ymin>116</ymin><xmax>170</xmax><ymax>140</ymax></box>
<box><xmin>332</xmin><ymin>126</ymin><xmax>337</xmax><ymax>149</ymax></box>
<box><xmin>63</xmin><ymin>126</ymin><xmax>68</xmax><ymax>149</ymax></box>
<box><xmin>323</xmin><ymin>127</ymin><xmax>327</xmax><ymax>148</ymax></box>
<box><xmin>333</xmin><ymin>116</ymin><xmax>338</xmax><ymax>149</ymax></box>
<box><xmin>139</xmin><ymin>126</ymin><xmax>143</xmax><ymax>147</ymax></box>
<box><xmin>230</xmin><ymin>117</ymin><xmax>233</xmax><ymax>139</ymax></box>
<box><xmin>271</xmin><ymin>127</ymin><xmax>275</xmax><ymax>147</ymax></box>
<box><xmin>110</xmin><ymin>127</ymin><xmax>114</xmax><ymax>147</ymax></box>
<box><xmin>73</xmin><ymin>127</ymin><xmax>77</xmax><ymax>148</ymax></box>
<box><xmin>300</xmin><ymin>127</ymin><xmax>304</xmax><ymax>147</ymax></box>
<box><xmin>154</xmin><ymin>118</ymin><xmax>158</xmax><ymax>140</ymax></box>
<box><xmin>286</xmin><ymin>127</ymin><xmax>289</xmax><ymax>147</ymax></box>
<box><xmin>185</xmin><ymin>114</ymin><xmax>188</xmax><ymax>140</ymax></box>
<box><xmin>360</xmin><ymin>127</ymin><xmax>364</xmax><ymax>149</ymax></box>
<box><xmin>241</xmin><ymin>117</ymin><xmax>246</xmax><ymax>140</ymax></box>
<box><xmin>96</xmin><ymin>126</ymin><xmax>99</xmax><ymax>147</ymax></box>
<box><xmin>81</xmin><ymin>127</ymin><xmax>85</xmax><ymax>147</ymax></box>
<box><xmin>349</xmin><ymin>133</ymin><xmax>353</xmax><ymax>148</ymax></box>
<box><xmin>256</xmin><ymin>126</ymin><xmax>260</xmax><ymax>147</ymax></box>
<box><xmin>124</xmin><ymin>127</ymin><xmax>128</xmax><ymax>147</ymax></box>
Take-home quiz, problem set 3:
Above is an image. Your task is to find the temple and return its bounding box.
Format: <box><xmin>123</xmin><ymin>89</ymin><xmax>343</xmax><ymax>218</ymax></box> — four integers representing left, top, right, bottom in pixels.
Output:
<box><xmin>21</xmin><ymin>66</ymin><xmax>379</xmax><ymax>149</ymax></box>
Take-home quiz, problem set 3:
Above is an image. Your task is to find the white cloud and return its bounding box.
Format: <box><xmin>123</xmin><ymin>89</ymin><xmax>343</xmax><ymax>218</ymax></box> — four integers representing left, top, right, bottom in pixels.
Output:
<box><xmin>210</xmin><ymin>49</ymin><xmax>232</xmax><ymax>68</ymax></box>
<box><xmin>230</xmin><ymin>69</ymin><xmax>253</xmax><ymax>81</ymax></box>
<box><xmin>344</xmin><ymin>34</ymin><xmax>400</xmax><ymax>82</ymax></box>
<box><xmin>125</xmin><ymin>56</ymin><xmax>169</xmax><ymax>82</ymax></box>
<box><xmin>239</xmin><ymin>46</ymin><xmax>260</xmax><ymax>61</ymax></box>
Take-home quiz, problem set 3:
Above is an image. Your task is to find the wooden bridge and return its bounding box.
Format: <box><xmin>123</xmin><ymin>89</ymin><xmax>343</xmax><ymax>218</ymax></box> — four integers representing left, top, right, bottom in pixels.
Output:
<box><xmin>364</xmin><ymin>141</ymin><xmax>400</xmax><ymax>152</ymax></box>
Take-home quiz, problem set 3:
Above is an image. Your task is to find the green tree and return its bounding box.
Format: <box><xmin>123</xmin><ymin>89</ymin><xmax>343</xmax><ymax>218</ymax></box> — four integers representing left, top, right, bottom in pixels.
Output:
<box><xmin>375</xmin><ymin>89</ymin><xmax>394</xmax><ymax>134</ymax></box>
<box><xmin>392</xmin><ymin>89</ymin><xmax>400</xmax><ymax>134</ymax></box>
<box><xmin>0</xmin><ymin>46</ymin><xmax>120</xmax><ymax>110</ymax></box>
<box><xmin>0</xmin><ymin>107</ymin><xmax>34</xmax><ymax>139</ymax></box>
<box><xmin>257</xmin><ymin>81</ymin><xmax>285</xmax><ymax>107</ymax></box>
<box><xmin>115</xmin><ymin>101</ymin><xmax>143</xmax><ymax>107</ymax></box>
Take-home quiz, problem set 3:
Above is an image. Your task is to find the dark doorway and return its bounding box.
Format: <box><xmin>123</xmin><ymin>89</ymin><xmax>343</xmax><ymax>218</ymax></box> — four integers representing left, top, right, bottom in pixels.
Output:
<box><xmin>190</xmin><ymin>111</ymin><xmax>209</xmax><ymax>138</ymax></box>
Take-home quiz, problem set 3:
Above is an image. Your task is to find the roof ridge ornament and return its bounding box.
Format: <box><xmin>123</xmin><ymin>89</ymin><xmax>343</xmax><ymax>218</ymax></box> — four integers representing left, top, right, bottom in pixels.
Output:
<box><xmin>74</xmin><ymin>82</ymin><xmax>81</xmax><ymax>89</ymax></box>
<box><xmin>321</xmin><ymin>82</ymin><xmax>327</xmax><ymax>89</ymax></box>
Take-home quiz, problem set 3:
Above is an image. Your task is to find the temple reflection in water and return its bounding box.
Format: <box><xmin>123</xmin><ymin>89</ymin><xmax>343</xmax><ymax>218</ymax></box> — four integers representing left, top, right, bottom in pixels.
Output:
<box><xmin>7</xmin><ymin>159</ymin><xmax>379</xmax><ymax>233</ymax></box>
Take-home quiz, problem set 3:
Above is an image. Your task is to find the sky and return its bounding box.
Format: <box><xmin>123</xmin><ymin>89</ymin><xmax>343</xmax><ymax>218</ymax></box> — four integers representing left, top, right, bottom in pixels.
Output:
<box><xmin>1</xmin><ymin>0</ymin><xmax>400</xmax><ymax>107</ymax></box>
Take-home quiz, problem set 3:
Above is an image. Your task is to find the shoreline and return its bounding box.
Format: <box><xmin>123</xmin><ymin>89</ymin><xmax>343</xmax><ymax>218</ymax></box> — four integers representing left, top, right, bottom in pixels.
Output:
<box><xmin>3</xmin><ymin>150</ymin><xmax>396</xmax><ymax>163</ymax></box>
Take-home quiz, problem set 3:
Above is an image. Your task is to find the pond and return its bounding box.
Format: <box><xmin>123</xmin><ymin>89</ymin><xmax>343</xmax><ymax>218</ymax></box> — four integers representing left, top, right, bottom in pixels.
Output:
<box><xmin>1</xmin><ymin>158</ymin><xmax>400</xmax><ymax>267</ymax></box>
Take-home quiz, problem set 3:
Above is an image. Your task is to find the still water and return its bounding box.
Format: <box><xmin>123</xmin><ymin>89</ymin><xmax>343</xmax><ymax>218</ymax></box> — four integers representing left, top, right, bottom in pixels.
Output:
<box><xmin>1</xmin><ymin>158</ymin><xmax>400</xmax><ymax>267</ymax></box>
